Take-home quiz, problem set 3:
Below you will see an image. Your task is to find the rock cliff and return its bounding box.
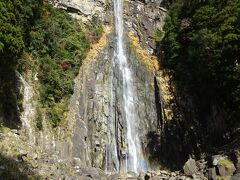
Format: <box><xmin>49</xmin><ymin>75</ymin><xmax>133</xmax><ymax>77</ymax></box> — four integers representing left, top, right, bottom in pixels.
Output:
<box><xmin>2</xmin><ymin>0</ymin><xmax>238</xmax><ymax>179</ymax></box>
<box><xmin>47</xmin><ymin>0</ymin><xmax>167</xmax><ymax>172</ymax></box>
<box><xmin>55</xmin><ymin>0</ymin><xmax>110</xmax><ymax>23</ymax></box>
<box><xmin>52</xmin><ymin>25</ymin><xmax>161</xmax><ymax>171</ymax></box>
<box><xmin>124</xmin><ymin>0</ymin><xmax>167</xmax><ymax>53</ymax></box>
<box><xmin>2</xmin><ymin>0</ymin><xmax>168</xmax><ymax>172</ymax></box>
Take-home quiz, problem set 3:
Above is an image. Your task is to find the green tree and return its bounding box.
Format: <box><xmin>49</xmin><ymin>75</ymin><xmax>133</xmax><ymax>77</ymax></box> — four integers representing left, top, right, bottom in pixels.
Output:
<box><xmin>162</xmin><ymin>0</ymin><xmax>240</xmax><ymax>144</ymax></box>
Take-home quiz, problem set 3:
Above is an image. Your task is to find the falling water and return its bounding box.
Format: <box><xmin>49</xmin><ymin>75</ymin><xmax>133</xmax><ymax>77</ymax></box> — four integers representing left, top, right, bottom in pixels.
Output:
<box><xmin>113</xmin><ymin>0</ymin><xmax>147</xmax><ymax>173</ymax></box>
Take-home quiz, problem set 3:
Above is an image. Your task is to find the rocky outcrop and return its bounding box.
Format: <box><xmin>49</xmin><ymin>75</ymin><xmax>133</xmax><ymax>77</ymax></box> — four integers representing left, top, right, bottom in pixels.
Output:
<box><xmin>54</xmin><ymin>0</ymin><xmax>111</xmax><ymax>23</ymax></box>
<box><xmin>180</xmin><ymin>156</ymin><xmax>238</xmax><ymax>180</ymax></box>
<box><xmin>16</xmin><ymin>68</ymin><xmax>58</xmax><ymax>160</ymax></box>
<box><xmin>183</xmin><ymin>158</ymin><xmax>198</xmax><ymax>176</ymax></box>
<box><xmin>124</xmin><ymin>0</ymin><xmax>167</xmax><ymax>53</ymax></box>
<box><xmin>17</xmin><ymin>71</ymin><xmax>37</xmax><ymax>145</ymax></box>
<box><xmin>53</xmin><ymin>0</ymin><xmax>172</xmax><ymax>172</ymax></box>
<box><xmin>2</xmin><ymin>0</ymin><xmax>166</xmax><ymax>176</ymax></box>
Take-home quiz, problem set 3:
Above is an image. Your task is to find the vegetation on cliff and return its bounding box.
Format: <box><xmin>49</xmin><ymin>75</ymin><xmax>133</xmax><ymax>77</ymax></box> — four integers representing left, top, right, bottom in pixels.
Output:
<box><xmin>0</xmin><ymin>1</ymin><xmax>103</xmax><ymax>127</ymax></box>
<box><xmin>0</xmin><ymin>0</ymin><xmax>43</xmax><ymax>128</ymax></box>
<box><xmin>27</xmin><ymin>5</ymin><xmax>103</xmax><ymax>127</ymax></box>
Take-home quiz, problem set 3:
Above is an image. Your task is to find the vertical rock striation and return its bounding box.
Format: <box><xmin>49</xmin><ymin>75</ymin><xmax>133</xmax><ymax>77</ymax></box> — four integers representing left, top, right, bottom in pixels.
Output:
<box><xmin>49</xmin><ymin>0</ymin><xmax>164</xmax><ymax>173</ymax></box>
<box><xmin>56</xmin><ymin>26</ymin><xmax>160</xmax><ymax>172</ymax></box>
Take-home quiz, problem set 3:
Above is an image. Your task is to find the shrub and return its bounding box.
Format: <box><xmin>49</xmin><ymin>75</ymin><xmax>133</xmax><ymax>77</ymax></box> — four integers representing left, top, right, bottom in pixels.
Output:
<box><xmin>154</xmin><ymin>28</ymin><xmax>164</xmax><ymax>42</ymax></box>
<box><xmin>28</xmin><ymin>5</ymin><xmax>103</xmax><ymax>126</ymax></box>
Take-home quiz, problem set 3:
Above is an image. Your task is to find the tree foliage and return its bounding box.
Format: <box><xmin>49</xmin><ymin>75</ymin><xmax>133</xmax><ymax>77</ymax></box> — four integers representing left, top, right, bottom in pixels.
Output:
<box><xmin>0</xmin><ymin>1</ymin><xmax>103</xmax><ymax>127</ymax></box>
<box><xmin>162</xmin><ymin>0</ymin><xmax>240</xmax><ymax>132</ymax></box>
<box><xmin>0</xmin><ymin>0</ymin><xmax>23</xmax><ymax>65</ymax></box>
<box><xmin>0</xmin><ymin>0</ymin><xmax>43</xmax><ymax>128</ymax></box>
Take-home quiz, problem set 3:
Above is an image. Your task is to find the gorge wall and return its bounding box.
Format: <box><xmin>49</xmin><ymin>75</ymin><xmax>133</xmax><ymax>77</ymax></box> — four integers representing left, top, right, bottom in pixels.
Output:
<box><xmin>3</xmin><ymin>0</ymin><xmax>237</xmax><ymax>179</ymax></box>
<box><xmin>52</xmin><ymin>0</ymin><xmax>167</xmax><ymax>171</ymax></box>
<box><xmin>1</xmin><ymin>0</ymin><xmax>239</xmax><ymax>179</ymax></box>
<box><xmin>7</xmin><ymin>0</ymin><xmax>172</xmax><ymax>175</ymax></box>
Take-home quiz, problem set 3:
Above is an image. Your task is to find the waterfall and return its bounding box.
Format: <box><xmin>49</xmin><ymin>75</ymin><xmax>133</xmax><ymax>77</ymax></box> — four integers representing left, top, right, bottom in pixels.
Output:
<box><xmin>113</xmin><ymin>0</ymin><xmax>147</xmax><ymax>173</ymax></box>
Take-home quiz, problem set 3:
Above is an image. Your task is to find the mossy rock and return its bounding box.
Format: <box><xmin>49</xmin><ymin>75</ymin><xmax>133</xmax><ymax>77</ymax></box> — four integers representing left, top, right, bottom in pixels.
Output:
<box><xmin>217</xmin><ymin>159</ymin><xmax>236</xmax><ymax>177</ymax></box>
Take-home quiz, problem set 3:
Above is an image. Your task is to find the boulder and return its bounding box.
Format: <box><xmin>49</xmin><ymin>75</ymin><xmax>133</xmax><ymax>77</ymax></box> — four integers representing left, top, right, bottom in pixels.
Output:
<box><xmin>179</xmin><ymin>176</ymin><xmax>192</xmax><ymax>180</ymax></box>
<box><xmin>107</xmin><ymin>173</ymin><xmax>120</xmax><ymax>180</ymax></box>
<box><xmin>207</xmin><ymin>167</ymin><xmax>217</xmax><ymax>180</ymax></box>
<box><xmin>196</xmin><ymin>160</ymin><xmax>207</xmax><ymax>171</ymax></box>
<box><xmin>212</xmin><ymin>155</ymin><xmax>226</xmax><ymax>166</ymax></box>
<box><xmin>19</xmin><ymin>149</ymin><xmax>28</xmax><ymax>156</ymax></box>
<box><xmin>149</xmin><ymin>175</ymin><xmax>168</xmax><ymax>180</ymax></box>
<box><xmin>234</xmin><ymin>150</ymin><xmax>240</xmax><ymax>173</ymax></box>
<box><xmin>11</xmin><ymin>129</ymin><xmax>19</xmax><ymax>135</ymax></box>
<box><xmin>80</xmin><ymin>167</ymin><xmax>107</xmax><ymax>179</ymax></box>
<box><xmin>217</xmin><ymin>159</ymin><xmax>236</xmax><ymax>176</ymax></box>
<box><xmin>192</xmin><ymin>172</ymin><xmax>207</xmax><ymax>180</ymax></box>
<box><xmin>183</xmin><ymin>158</ymin><xmax>198</xmax><ymax>176</ymax></box>
<box><xmin>159</xmin><ymin>170</ymin><xmax>170</xmax><ymax>175</ymax></box>
<box><xmin>32</xmin><ymin>153</ymin><xmax>38</xmax><ymax>160</ymax></box>
<box><xmin>231</xmin><ymin>173</ymin><xmax>240</xmax><ymax>180</ymax></box>
<box><xmin>169</xmin><ymin>177</ymin><xmax>177</xmax><ymax>180</ymax></box>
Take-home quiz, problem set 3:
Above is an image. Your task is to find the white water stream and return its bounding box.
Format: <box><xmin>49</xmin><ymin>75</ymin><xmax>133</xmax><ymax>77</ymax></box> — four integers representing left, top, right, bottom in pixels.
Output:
<box><xmin>113</xmin><ymin>0</ymin><xmax>147</xmax><ymax>173</ymax></box>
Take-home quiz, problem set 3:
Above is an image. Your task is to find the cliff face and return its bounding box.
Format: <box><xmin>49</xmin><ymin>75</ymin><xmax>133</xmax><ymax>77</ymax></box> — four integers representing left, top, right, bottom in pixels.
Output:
<box><xmin>0</xmin><ymin>0</ymin><xmax>179</xmax><ymax>178</ymax></box>
<box><xmin>42</xmin><ymin>0</ymin><xmax>167</xmax><ymax>172</ymax></box>
<box><xmin>124</xmin><ymin>0</ymin><xmax>167</xmax><ymax>53</ymax></box>
<box><xmin>56</xmin><ymin>26</ymin><xmax>115</xmax><ymax>168</ymax></box>
<box><xmin>2</xmin><ymin>0</ymin><xmax>238</xmax><ymax>179</ymax></box>
<box><xmin>55</xmin><ymin>0</ymin><xmax>110</xmax><ymax>23</ymax></box>
<box><xmin>54</xmin><ymin>27</ymin><xmax>160</xmax><ymax>171</ymax></box>
<box><xmin>57</xmin><ymin>0</ymin><xmax>168</xmax><ymax>171</ymax></box>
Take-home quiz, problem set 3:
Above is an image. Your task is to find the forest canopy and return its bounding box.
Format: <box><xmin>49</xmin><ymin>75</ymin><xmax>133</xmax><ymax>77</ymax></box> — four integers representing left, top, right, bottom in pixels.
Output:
<box><xmin>162</xmin><ymin>0</ymin><xmax>240</xmax><ymax>132</ymax></box>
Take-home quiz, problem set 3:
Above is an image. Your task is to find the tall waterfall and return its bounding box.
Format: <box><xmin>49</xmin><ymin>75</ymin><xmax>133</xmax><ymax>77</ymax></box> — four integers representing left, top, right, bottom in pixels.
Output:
<box><xmin>113</xmin><ymin>0</ymin><xmax>147</xmax><ymax>173</ymax></box>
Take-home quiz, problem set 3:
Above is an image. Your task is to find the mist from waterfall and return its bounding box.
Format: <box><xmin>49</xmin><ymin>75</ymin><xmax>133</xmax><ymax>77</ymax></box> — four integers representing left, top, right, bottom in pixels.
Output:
<box><xmin>113</xmin><ymin>0</ymin><xmax>147</xmax><ymax>173</ymax></box>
